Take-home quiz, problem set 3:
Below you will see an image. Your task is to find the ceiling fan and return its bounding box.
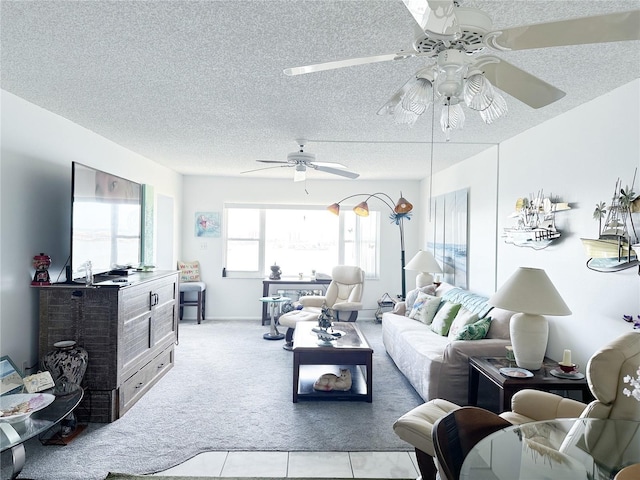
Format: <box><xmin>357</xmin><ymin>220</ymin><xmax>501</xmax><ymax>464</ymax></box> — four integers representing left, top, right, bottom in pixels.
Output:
<box><xmin>284</xmin><ymin>1</ymin><xmax>640</xmax><ymax>138</ymax></box>
<box><xmin>241</xmin><ymin>140</ymin><xmax>360</xmax><ymax>182</ymax></box>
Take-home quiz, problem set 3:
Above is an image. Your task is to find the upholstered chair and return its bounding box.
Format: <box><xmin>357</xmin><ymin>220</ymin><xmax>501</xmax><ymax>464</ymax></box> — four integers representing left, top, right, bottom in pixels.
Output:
<box><xmin>501</xmin><ymin>330</ymin><xmax>640</xmax><ymax>424</ymax></box>
<box><xmin>278</xmin><ymin>265</ymin><xmax>364</xmax><ymax>350</ymax></box>
<box><xmin>432</xmin><ymin>407</ymin><xmax>512</xmax><ymax>480</ymax></box>
<box><xmin>393</xmin><ymin>330</ymin><xmax>640</xmax><ymax>480</ymax></box>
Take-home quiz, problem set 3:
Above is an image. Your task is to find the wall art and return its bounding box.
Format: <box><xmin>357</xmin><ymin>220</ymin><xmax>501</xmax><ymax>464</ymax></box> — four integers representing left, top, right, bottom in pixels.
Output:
<box><xmin>428</xmin><ymin>188</ymin><xmax>468</xmax><ymax>289</ymax></box>
<box><xmin>195</xmin><ymin>211</ymin><xmax>221</xmax><ymax>237</ymax></box>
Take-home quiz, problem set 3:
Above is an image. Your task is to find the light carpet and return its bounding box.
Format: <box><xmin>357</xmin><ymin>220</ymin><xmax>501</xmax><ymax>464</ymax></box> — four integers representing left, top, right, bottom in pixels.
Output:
<box><xmin>10</xmin><ymin>319</ymin><xmax>423</xmax><ymax>480</ymax></box>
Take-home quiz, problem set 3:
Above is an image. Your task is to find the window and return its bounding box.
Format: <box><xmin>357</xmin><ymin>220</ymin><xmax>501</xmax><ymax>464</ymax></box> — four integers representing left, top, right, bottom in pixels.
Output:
<box><xmin>224</xmin><ymin>205</ymin><xmax>379</xmax><ymax>278</ymax></box>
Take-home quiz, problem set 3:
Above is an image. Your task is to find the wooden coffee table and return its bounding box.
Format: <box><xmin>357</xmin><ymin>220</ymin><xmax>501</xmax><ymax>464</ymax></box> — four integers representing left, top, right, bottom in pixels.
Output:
<box><xmin>292</xmin><ymin>321</ymin><xmax>373</xmax><ymax>403</ymax></box>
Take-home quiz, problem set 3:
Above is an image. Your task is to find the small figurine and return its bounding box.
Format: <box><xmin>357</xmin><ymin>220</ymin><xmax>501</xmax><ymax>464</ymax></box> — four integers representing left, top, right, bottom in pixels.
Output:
<box><xmin>31</xmin><ymin>253</ymin><xmax>51</xmax><ymax>286</ymax></box>
<box><xmin>317</xmin><ymin>304</ymin><xmax>334</xmax><ymax>330</ymax></box>
<box><xmin>269</xmin><ymin>263</ymin><xmax>281</xmax><ymax>280</ymax></box>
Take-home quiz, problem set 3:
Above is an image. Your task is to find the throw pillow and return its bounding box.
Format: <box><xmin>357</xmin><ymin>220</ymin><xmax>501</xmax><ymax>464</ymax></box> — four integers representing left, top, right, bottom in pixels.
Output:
<box><xmin>178</xmin><ymin>261</ymin><xmax>201</xmax><ymax>282</ymax></box>
<box><xmin>404</xmin><ymin>285</ymin><xmax>437</xmax><ymax>317</ymax></box>
<box><xmin>430</xmin><ymin>301</ymin><xmax>461</xmax><ymax>336</ymax></box>
<box><xmin>408</xmin><ymin>293</ymin><xmax>441</xmax><ymax>325</ymax></box>
<box><xmin>448</xmin><ymin>307</ymin><xmax>479</xmax><ymax>339</ymax></box>
<box><xmin>453</xmin><ymin>316</ymin><xmax>492</xmax><ymax>341</ymax></box>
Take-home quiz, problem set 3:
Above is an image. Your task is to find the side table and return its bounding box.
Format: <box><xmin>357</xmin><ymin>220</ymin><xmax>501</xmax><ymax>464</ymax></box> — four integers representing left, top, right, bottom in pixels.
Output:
<box><xmin>259</xmin><ymin>296</ymin><xmax>290</xmax><ymax>340</ymax></box>
<box><xmin>0</xmin><ymin>388</ymin><xmax>84</xmax><ymax>479</ymax></box>
<box><xmin>468</xmin><ymin>356</ymin><xmax>593</xmax><ymax>412</ymax></box>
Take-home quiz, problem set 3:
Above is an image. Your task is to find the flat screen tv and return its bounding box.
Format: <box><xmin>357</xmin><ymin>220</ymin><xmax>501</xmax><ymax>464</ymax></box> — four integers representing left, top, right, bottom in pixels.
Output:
<box><xmin>71</xmin><ymin>162</ymin><xmax>142</xmax><ymax>281</ymax></box>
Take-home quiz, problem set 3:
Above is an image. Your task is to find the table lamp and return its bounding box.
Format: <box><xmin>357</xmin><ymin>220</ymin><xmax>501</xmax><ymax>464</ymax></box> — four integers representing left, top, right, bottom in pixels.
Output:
<box><xmin>404</xmin><ymin>250</ymin><xmax>442</xmax><ymax>287</ymax></box>
<box><xmin>488</xmin><ymin>267</ymin><xmax>571</xmax><ymax>370</ymax></box>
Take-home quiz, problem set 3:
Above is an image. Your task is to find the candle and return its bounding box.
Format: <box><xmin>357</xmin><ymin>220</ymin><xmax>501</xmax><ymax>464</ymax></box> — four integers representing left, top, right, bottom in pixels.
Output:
<box><xmin>562</xmin><ymin>349</ymin><xmax>572</xmax><ymax>365</ymax></box>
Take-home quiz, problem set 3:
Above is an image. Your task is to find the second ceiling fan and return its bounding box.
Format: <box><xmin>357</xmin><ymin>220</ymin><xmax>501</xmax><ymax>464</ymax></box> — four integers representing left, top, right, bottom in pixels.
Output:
<box><xmin>243</xmin><ymin>140</ymin><xmax>360</xmax><ymax>182</ymax></box>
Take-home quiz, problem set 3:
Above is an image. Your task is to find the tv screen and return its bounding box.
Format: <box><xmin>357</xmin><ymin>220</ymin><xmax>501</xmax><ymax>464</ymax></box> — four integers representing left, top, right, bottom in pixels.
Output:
<box><xmin>71</xmin><ymin>162</ymin><xmax>142</xmax><ymax>280</ymax></box>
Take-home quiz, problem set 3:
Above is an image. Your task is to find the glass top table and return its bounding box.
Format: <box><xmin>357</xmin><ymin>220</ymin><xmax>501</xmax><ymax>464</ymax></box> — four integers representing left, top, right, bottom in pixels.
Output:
<box><xmin>460</xmin><ymin>418</ymin><xmax>640</xmax><ymax>480</ymax></box>
<box><xmin>1</xmin><ymin>388</ymin><xmax>84</xmax><ymax>479</ymax></box>
<box><xmin>259</xmin><ymin>296</ymin><xmax>291</xmax><ymax>340</ymax></box>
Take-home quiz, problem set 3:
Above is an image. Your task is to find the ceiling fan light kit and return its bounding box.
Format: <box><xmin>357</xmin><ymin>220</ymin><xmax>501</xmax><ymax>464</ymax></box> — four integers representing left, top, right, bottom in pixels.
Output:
<box><xmin>284</xmin><ymin>1</ymin><xmax>640</xmax><ymax>138</ymax></box>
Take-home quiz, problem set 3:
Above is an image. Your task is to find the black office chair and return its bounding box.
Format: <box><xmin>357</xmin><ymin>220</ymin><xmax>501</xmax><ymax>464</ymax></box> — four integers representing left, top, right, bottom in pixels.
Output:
<box><xmin>432</xmin><ymin>406</ymin><xmax>512</xmax><ymax>480</ymax></box>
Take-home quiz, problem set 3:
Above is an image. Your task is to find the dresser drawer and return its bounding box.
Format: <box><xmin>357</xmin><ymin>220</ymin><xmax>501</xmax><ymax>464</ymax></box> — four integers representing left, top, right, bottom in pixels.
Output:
<box><xmin>119</xmin><ymin>345</ymin><xmax>174</xmax><ymax>416</ymax></box>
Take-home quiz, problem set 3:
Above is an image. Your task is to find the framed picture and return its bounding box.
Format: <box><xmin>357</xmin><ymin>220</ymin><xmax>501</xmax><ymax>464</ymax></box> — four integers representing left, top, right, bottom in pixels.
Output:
<box><xmin>195</xmin><ymin>212</ymin><xmax>221</xmax><ymax>237</ymax></box>
<box><xmin>428</xmin><ymin>188</ymin><xmax>468</xmax><ymax>289</ymax></box>
<box><xmin>0</xmin><ymin>356</ymin><xmax>24</xmax><ymax>395</ymax></box>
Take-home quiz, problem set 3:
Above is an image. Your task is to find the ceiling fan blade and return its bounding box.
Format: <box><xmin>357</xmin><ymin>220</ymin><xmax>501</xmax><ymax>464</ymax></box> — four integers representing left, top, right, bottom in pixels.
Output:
<box><xmin>283</xmin><ymin>51</ymin><xmax>416</xmax><ymax>76</ymax></box>
<box><xmin>313</xmin><ymin>165</ymin><xmax>360</xmax><ymax>179</ymax></box>
<box><xmin>402</xmin><ymin>0</ymin><xmax>460</xmax><ymax>39</ymax></box>
<box><xmin>240</xmin><ymin>165</ymin><xmax>291</xmax><ymax>174</ymax></box>
<box><xmin>310</xmin><ymin>161</ymin><xmax>348</xmax><ymax>169</ymax></box>
<box><xmin>486</xmin><ymin>10</ymin><xmax>640</xmax><ymax>51</ymax></box>
<box><xmin>256</xmin><ymin>160</ymin><xmax>290</xmax><ymax>164</ymax></box>
<box><xmin>477</xmin><ymin>56</ymin><xmax>565</xmax><ymax>109</ymax></box>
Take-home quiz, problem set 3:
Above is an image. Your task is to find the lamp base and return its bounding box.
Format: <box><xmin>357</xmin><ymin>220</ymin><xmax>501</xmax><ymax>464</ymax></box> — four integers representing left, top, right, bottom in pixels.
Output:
<box><xmin>509</xmin><ymin>313</ymin><xmax>548</xmax><ymax>370</ymax></box>
<box><xmin>415</xmin><ymin>272</ymin><xmax>434</xmax><ymax>288</ymax></box>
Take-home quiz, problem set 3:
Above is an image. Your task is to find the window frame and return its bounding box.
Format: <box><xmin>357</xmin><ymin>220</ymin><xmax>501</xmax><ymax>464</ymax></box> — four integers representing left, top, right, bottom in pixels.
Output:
<box><xmin>223</xmin><ymin>203</ymin><xmax>380</xmax><ymax>279</ymax></box>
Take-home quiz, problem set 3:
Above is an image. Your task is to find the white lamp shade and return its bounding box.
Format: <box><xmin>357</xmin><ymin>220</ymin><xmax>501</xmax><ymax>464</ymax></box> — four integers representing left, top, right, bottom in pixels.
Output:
<box><xmin>489</xmin><ymin>267</ymin><xmax>571</xmax><ymax>370</ymax></box>
<box><xmin>405</xmin><ymin>250</ymin><xmax>442</xmax><ymax>287</ymax></box>
<box><xmin>488</xmin><ymin>267</ymin><xmax>571</xmax><ymax>316</ymax></box>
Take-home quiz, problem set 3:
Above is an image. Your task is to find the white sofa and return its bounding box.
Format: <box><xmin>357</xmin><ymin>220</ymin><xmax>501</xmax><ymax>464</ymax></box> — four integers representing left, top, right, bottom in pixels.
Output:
<box><xmin>382</xmin><ymin>282</ymin><xmax>515</xmax><ymax>405</ymax></box>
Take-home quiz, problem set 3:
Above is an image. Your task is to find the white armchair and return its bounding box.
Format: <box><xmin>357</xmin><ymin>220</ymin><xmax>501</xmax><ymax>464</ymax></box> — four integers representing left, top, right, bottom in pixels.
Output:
<box><xmin>393</xmin><ymin>330</ymin><xmax>640</xmax><ymax>480</ymax></box>
<box><xmin>278</xmin><ymin>265</ymin><xmax>365</xmax><ymax>350</ymax></box>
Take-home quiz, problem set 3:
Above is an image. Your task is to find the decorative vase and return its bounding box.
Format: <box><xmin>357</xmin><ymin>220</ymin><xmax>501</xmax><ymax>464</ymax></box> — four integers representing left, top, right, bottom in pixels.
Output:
<box><xmin>41</xmin><ymin>340</ymin><xmax>88</xmax><ymax>395</ymax></box>
<box><xmin>41</xmin><ymin>340</ymin><xmax>88</xmax><ymax>436</ymax></box>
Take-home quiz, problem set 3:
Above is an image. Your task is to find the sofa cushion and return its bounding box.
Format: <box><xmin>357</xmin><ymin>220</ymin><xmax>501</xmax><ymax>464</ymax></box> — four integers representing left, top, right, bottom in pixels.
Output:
<box><xmin>441</xmin><ymin>287</ymin><xmax>492</xmax><ymax>318</ymax></box>
<box><xmin>453</xmin><ymin>316</ymin><xmax>492</xmax><ymax>340</ymax></box>
<box><xmin>485</xmin><ymin>307</ymin><xmax>514</xmax><ymax>340</ymax></box>
<box><xmin>447</xmin><ymin>307</ymin><xmax>479</xmax><ymax>339</ymax></box>
<box><xmin>430</xmin><ymin>302</ymin><xmax>461</xmax><ymax>336</ymax></box>
<box><xmin>405</xmin><ymin>285</ymin><xmax>437</xmax><ymax>316</ymax></box>
<box><xmin>408</xmin><ymin>293</ymin><xmax>441</xmax><ymax>325</ymax></box>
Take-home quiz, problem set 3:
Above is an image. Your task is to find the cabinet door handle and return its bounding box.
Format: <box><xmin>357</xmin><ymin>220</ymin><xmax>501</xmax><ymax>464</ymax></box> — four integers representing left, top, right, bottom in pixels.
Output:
<box><xmin>135</xmin><ymin>382</ymin><xmax>144</xmax><ymax>389</ymax></box>
<box><xmin>149</xmin><ymin>292</ymin><xmax>159</xmax><ymax>307</ymax></box>
<box><xmin>157</xmin><ymin>363</ymin><xmax>165</xmax><ymax>369</ymax></box>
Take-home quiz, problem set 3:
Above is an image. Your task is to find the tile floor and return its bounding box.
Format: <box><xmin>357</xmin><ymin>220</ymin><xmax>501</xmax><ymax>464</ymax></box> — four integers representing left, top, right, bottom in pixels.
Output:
<box><xmin>151</xmin><ymin>450</ymin><xmax>419</xmax><ymax>478</ymax></box>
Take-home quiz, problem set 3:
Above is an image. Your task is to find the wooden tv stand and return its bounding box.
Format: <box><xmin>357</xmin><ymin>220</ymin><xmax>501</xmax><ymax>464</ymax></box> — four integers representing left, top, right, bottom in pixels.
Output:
<box><xmin>38</xmin><ymin>270</ymin><xmax>179</xmax><ymax>422</ymax></box>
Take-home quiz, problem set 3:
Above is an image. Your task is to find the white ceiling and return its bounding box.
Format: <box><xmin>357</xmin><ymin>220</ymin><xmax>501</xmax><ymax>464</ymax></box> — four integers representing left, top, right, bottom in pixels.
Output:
<box><xmin>2</xmin><ymin>1</ymin><xmax>639</xmax><ymax>181</ymax></box>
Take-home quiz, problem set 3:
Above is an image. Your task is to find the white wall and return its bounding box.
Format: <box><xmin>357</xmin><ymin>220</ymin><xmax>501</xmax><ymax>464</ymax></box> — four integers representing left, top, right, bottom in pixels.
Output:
<box><xmin>0</xmin><ymin>90</ymin><xmax>183</xmax><ymax>372</ymax></box>
<box><xmin>179</xmin><ymin>177</ymin><xmax>420</xmax><ymax>321</ymax></box>
<box><xmin>425</xmin><ymin>80</ymin><xmax>640</xmax><ymax>370</ymax></box>
<box><xmin>421</xmin><ymin>146</ymin><xmax>500</xmax><ymax>296</ymax></box>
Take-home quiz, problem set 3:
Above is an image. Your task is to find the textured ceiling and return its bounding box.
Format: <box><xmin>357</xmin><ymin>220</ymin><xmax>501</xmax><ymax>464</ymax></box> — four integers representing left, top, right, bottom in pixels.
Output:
<box><xmin>2</xmin><ymin>1</ymin><xmax>639</xmax><ymax>181</ymax></box>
